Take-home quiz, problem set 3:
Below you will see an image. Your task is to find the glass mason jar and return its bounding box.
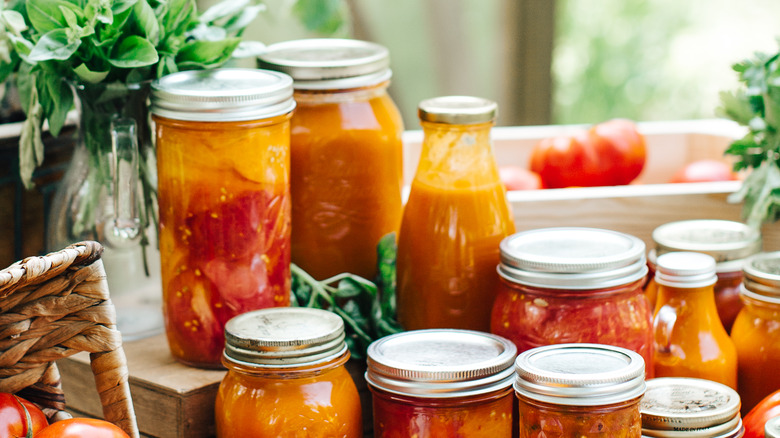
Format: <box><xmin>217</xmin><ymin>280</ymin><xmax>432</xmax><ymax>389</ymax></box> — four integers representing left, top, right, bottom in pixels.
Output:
<box><xmin>640</xmin><ymin>377</ymin><xmax>744</xmax><ymax>438</ymax></box>
<box><xmin>491</xmin><ymin>227</ymin><xmax>654</xmax><ymax>373</ymax></box>
<box><xmin>514</xmin><ymin>343</ymin><xmax>646</xmax><ymax>437</ymax></box>
<box><xmin>397</xmin><ymin>96</ymin><xmax>516</xmax><ymax>332</ymax></box>
<box><xmin>151</xmin><ymin>69</ymin><xmax>295</xmax><ymax>368</ymax></box>
<box><xmin>645</xmin><ymin>220</ymin><xmax>761</xmax><ymax>333</ymax></box>
<box><xmin>731</xmin><ymin>251</ymin><xmax>780</xmax><ymax>415</ymax></box>
<box><xmin>767</xmin><ymin>416</ymin><xmax>780</xmax><ymax>438</ymax></box>
<box><xmin>365</xmin><ymin>329</ymin><xmax>517</xmax><ymax>437</ymax></box>
<box><xmin>653</xmin><ymin>252</ymin><xmax>738</xmax><ymax>389</ymax></box>
<box><xmin>215</xmin><ymin>307</ymin><xmax>362</xmax><ymax>437</ymax></box>
<box><xmin>257</xmin><ymin>39</ymin><xmax>404</xmax><ymax>281</ymax></box>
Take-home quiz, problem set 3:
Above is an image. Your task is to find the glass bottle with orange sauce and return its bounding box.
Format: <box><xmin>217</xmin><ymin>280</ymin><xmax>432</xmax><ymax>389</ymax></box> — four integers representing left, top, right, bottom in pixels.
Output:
<box><xmin>640</xmin><ymin>377</ymin><xmax>745</xmax><ymax>438</ymax></box>
<box><xmin>151</xmin><ymin>69</ymin><xmax>295</xmax><ymax>368</ymax></box>
<box><xmin>513</xmin><ymin>343</ymin><xmax>647</xmax><ymax>437</ymax></box>
<box><xmin>730</xmin><ymin>251</ymin><xmax>780</xmax><ymax>415</ymax></box>
<box><xmin>645</xmin><ymin>220</ymin><xmax>761</xmax><ymax>333</ymax></box>
<box><xmin>365</xmin><ymin>329</ymin><xmax>517</xmax><ymax>437</ymax></box>
<box><xmin>652</xmin><ymin>252</ymin><xmax>738</xmax><ymax>389</ymax></box>
<box><xmin>215</xmin><ymin>307</ymin><xmax>362</xmax><ymax>437</ymax></box>
<box><xmin>491</xmin><ymin>227</ymin><xmax>654</xmax><ymax>373</ymax></box>
<box><xmin>257</xmin><ymin>39</ymin><xmax>404</xmax><ymax>281</ymax></box>
<box><xmin>396</xmin><ymin>96</ymin><xmax>515</xmax><ymax>332</ymax></box>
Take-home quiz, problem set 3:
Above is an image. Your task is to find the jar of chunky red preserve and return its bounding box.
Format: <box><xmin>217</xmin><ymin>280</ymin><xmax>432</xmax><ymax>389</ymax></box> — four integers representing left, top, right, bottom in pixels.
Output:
<box><xmin>646</xmin><ymin>219</ymin><xmax>761</xmax><ymax>332</ymax></box>
<box><xmin>491</xmin><ymin>227</ymin><xmax>654</xmax><ymax>375</ymax></box>
<box><xmin>514</xmin><ymin>343</ymin><xmax>646</xmax><ymax>437</ymax></box>
<box><xmin>365</xmin><ymin>329</ymin><xmax>517</xmax><ymax>437</ymax></box>
<box><xmin>640</xmin><ymin>377</ymin><xmax>744</xmax><ymax>438</ymax></box>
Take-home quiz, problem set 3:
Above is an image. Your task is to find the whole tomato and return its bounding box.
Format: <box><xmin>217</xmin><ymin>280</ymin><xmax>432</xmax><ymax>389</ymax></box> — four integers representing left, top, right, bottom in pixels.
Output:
<box><xmin>743</xmin><ymin>389</ymin><xmax>780</xmax><ymax>438</ymax></box>
<box><xmin>0</xmin><ymin>393</ymin><xmax>48</xmax><ymax>437</ymax></box>
<box><xmin>34</xmin><ymin>418</ymin><xmax>129</xmax><ymax>438</ymax></box>
<box><xmin>498</xmin><ymin>166</ymin><xmax>544</xmax><ymax>190</ymax></box>
<box><xmin>669</xmin><ymin>159</ymin><xmax>738</xmax><ymax>183</ymax></box>
<box><xmin>529</xmin><ymin>119</ymin><xmax>646</xmax><ymax>188</ymax></box>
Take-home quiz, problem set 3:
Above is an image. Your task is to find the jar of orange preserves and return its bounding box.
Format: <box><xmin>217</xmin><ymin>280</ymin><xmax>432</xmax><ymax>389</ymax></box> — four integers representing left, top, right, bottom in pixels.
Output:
<box><xmin>215</xmin><ymin>307</ymin><xmax>362</xmax><ymax>437</ymax></box>
<box><xmin>490</xmin><ymin>227</ymin><xmax>654</xmax><ymax>373</ymax></box>
<box><xmin>151</xmin><ymin>69</ymin><xmax>295</xmax><ymax>368</ymax></box>
<box><xmin>731</xmin><ymin>251</ymin><xmax>780</xmax><ymax>415</ymax></box>
<box><xmin>646</xmin><ymin>220</ymin><xmax>761</xmax><ymax>332</ymax></box>
<box><xmin>640</xmin><ymin>377</ymin><xmax>744</xmax><ymax>438</ymax></box>
<box><xmin>365</xmin><ymin>329</ymin><xmax>517</xmax><ymax>437</ymax></box>
<box><xmin>653</xmin><ymin>252</ymin><xmax>738</xmax><ymax>389</ymax></box>
<box><xmin>257</xmin><ymin>39</ymin><xmax>404</xmax><ymax>280</ymax></box>
<box><xmin>397</xmin><ymin>96</ymin><xmax>515</xmax><ymax>332</ymax></box>
<box><xmin>514</xmin><ymin>343</ymin><xmax>646</xmax><ymax>437</ymax></box>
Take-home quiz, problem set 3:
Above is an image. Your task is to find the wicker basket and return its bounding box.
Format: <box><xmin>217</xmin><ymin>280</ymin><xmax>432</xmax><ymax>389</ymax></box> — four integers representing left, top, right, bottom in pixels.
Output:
<box><xmin>0</xmin><ymin>241</ymin><xmax>139</xmax><ymax>437</ymax></box>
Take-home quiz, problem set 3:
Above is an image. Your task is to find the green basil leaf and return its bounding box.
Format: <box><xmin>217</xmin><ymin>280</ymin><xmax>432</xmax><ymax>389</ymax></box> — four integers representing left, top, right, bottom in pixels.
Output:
<box><xmin>19</xmin><ymin>77</ymin><xmax>44</xmax><ymax>189</ymax></box>
<box><xmin>292</xmin><ymin>0</ymin><xmax>346</xmax><ymax>35</ymax></box>
<box><xmin>198</xmin><ymin>0</ymin><xmax>252</xmax><ymax>23</ymax></box>
<box><xmin>2</xmin><ymin>10</ymin><xmax>28</xmax><ymax>33</ymax></box>
<box><xmin>221</xmin><ymin>5</ymin><xmax>264</xmax><ymax>35</ymax></box>
<box><xmin>335</xmin><ymin>278</ymin><xmax>363</xmax><ymax>299</ymax></box>
<box><xmin>74</xmin><ymin>63</ymin><xmax>109</xmax><ymax>83</ymax></box>
<box><xmin>163</xmin><ymin>0</ymin><xmax>195</xmax><ymax>36</ymax></box>
<box><xmin>108</xmin><ymin>35</ymin><xmax>158</xmax><ymax>67</ymax></box>
<box><xmin>174</xmin><ymin>38</ymin><xmax>239</xmax><ymax>69</ymax></box>
<box><xmin>113</xmin><ymin>0</ymin><xmax>138</xmax><ymax>15</ymax></box>
<box><xmin>40</xmin><ymin>70</ymin><xmax>73</xmax><ymax>136</ymax></box>
<box><xmin>28</xmin><ymin>29</ymin><xmax>81</xmax><ymax>61</ymax></box>
<box><xmin>132</xmin><ymin>0</ymin><xmax>160</xmax><ymax>45</ymax></box>
<box><xmin>27</xmin><ymin>0</ymin><xmax>80</xmax><ymax>33</ymax></box>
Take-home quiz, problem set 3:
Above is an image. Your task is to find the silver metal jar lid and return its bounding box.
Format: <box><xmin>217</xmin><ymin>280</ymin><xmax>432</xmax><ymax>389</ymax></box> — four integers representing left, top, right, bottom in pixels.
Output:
<box><xmin>418</xmin><ymin>96</ymin><xmax>498</xmax><ymax>125</ymax></box>
<box><xmin>497</xmin><ymin>227</ymin><xmax>648</xmax><ymax>290</ymax></box>
<box><xmin>150</xmin><ymin>68</ymin><xmax>295</xmax><ymax>122</ymax></box>
<box><xmin>766</xmin><ymin>415</ymin><xmax>780</xmax><ymax>438</ymax></box>
<box><xmin>652</xmin><ymin>220</ymin><xmax>761</xmax><ymax>271</ymax></box>
<box><xmin>365</xmin><ymin>329</ymin><xmax>517</xmax><ymax>398</ymax></box>
<box><xmin>257</xmin><ymin>38</ymin><xmax>391</xmax><ymax>90</ymax></box>
<box><xmin>741</xmin><ymin>251</ymin><xmax>780</xmax><ymax>301</ymax></box>
<box><xmin>640</xmin><ymin>377</ymin><xmax>743</xmax><ymax>438</ymax></box>
<box><xmin>655</xmin><ymin>252</ymin><xmax>718</xmax><ymax>288</ymax></box>
<box><xmin>514</xmin><ymin>343</ymin><xmax>646</xmax><ymax>406</ymax></box>
<box><xmin>223</xmin><ymin>307</ymin><xmax>347</xmax><ymax>368</ymax></box>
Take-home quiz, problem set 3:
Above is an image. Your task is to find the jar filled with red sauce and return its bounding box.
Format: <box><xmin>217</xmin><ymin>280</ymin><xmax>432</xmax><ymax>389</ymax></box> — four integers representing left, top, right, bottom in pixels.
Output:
<box><xmin>257</xmin><ymin>39</ymin><xmax>404</xmax><ymax>281</ymax></box>
<box><xmin>646</xmin><ymin>220</ymin><xmax>761</xmax><ymax>333</ymax></box>
<box><xmin>731</xmin><ymin>251</ymin><xmax>780</xmax><ymax>415</ymax></box>
<box><xmin>397</xmin><ymin>96</ymin><xmax>515</xmax><ymax>332</ymax></box>
<box><xmin>365</xmin><ymin>329</ymin><xmax>517</xmax><ymax>437</ymax></box>
<box><xmin>215</xmin><ymin>307</ymin><xmax>362</xmax><ymax>437</ymax></box>
<box><xmin>514</xmin><ymin>343</ymin><xmax>646</xmax><ymax>437</ymax></box>
<box><xmin>640</xmin><ymin>377</ymin><xmax>744</xmax><ymax>438</ymax></box>
<box><xmin>490</xmin><ymin>227</ymin><xmax>654</xmax><ymax>374</ymax></box>
<box><xmin>151</xmin><ymin>69</ymin><xmax>295</xmax><ymax>368</ymax></box>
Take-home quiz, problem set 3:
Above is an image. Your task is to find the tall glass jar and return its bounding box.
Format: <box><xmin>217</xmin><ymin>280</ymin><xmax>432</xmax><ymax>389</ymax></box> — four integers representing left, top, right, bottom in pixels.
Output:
<box><xmin>514</xmin><ymin>343</ymin><xmax>646</xmax><ymax>437</ymax></box>
<box><xmin>640</xmin><ymin>377</ymin><xmax>744</xmax><ymax>438</ymax></box>
<box><xmin>645</xmin><ymin>220</ymin><xmax>761</xmax><ymax>332</ymax></box>
<box><xmin>257</xmin><ymin>39</ymin><xmax>404</xmax><ymax>281</ymax></box>
<box><xmin>151</xmin><ymin>69</ymin><xmax>295</xmax><ymax>368</ymax></box>
<box><xmin>397</xmin><ymin>96</ymin><xmax>515</xmax><ymax>332</ymax></box>
<box><xmin>653</xmin><ymin>252</ymin><xmax>738</xmax><ymax>388</ymax></box>
<box><xmin>215</xmin><ymin>307</ymin><xmax>362</xmax><ymax>437</ymax></box>
<box><xmin>365</xmin><ymin>329</ymin><xmax>517</xmax><ymax>437</ymax></box>
<box><xmin>731</xmin><ymin>251</ymin><xmax>780</xmax><ymax>415</ymax></box>
<box><xmin>491</xmin><ymin>227</ymin><xmax>654</xmax><ymax>373</ymax></box>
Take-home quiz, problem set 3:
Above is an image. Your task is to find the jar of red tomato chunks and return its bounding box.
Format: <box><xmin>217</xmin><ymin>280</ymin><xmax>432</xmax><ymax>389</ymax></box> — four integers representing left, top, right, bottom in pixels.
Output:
<box><xmin>151</xmin><ymin>69</ymin><xmax>295</xmax><ymax>368</ymax></box>
<box><xmin>490</xmin><ymin>227</ymin><xmax>654</xmax><ymax>375</ymax></box>
<box><xmin>514</xmin><ymin>343</ymin><xmax>646</xmax><ymax>437</ymax></box>
<box><xmin>365</xmin><ymin>329</ymin><xmax>517</xmax><ymax>438</ymax></box>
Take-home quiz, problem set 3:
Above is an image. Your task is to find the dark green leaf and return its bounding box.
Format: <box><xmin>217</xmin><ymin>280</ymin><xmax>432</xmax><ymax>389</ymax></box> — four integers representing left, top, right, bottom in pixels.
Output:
<box><xmin>162</xmin><ymin>0</ymin><xmax>195</xmax><ymax>36</ymax></box>
<box><xmin>108</xmin><ymin>35</ymin><xmax>158</xmax><ymax>67</ymax></box>
<box><xmin>335</xmin><ymin>278</ymin><xmax>363</xmax><ymax>299</ymax></box>
<box><xmin>28</xmin><ymin>29</ymin><xmax>81</xmax><ymax>61</ymax></box>
<box><xmin>292</xmin><ymin>0</ymin><xmax>346</xmax><ymax>35</ymax></box>
<box><xmin>40</xmin><ymin>70</ymin><xmax>73</xmax><ymax>135</ymax></box>
<box><xmin>132</xmin><ymin>0</ymin><xmax>160</xmax><ymax>45</ymax></box>
<box><xmin>174</xmin><ymin>38</ymin><xmax>239</xmax><ymax>69</ymax></box>
<box><xmin>26</xmin><ymin>0</ymin><xmax>79</xmax><ymax>33</ymax></box>
<box><xmin>74</xmin><ymin>63</ymin><xmax>109</xmax><ymax>83</ymax></box>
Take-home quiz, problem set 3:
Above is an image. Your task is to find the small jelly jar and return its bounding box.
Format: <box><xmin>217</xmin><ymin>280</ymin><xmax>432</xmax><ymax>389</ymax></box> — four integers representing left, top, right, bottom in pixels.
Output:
<box><xmin>365</xmin><ymin>329</ymin><xmax>517</xmax><ymax>437</ymax></box>
<box><xmin>490</xmin><ymin>227</ymin><xmax>654</xmax><ymax>374</ymax></box>
<box><xmin>646</xmin><ymin>219</ymin><xmax>761</xmax><ymax>333</ymax></box>
<box><xmin>766</xmin><ymin>416</ymin><xmax>780</xmax><ymax>438</ymax></box>
<box><xmin>513</xmin><ymin>343</ymin><xmax>646</xmax><ymax>437</ymax></box>
<box><xmin>731</xmin><ymin>251</ymin><xmax>780</xmax><ymax>414</ymax></box>
<box><xmin>640</xmin><ymin>377</ymin><xmax>744</xmax><ymax>438</ymax></box>
<box><xmin>215</xmin><ymin>307</ymin><xmax>362</xmax><ymax>438</ymax></box>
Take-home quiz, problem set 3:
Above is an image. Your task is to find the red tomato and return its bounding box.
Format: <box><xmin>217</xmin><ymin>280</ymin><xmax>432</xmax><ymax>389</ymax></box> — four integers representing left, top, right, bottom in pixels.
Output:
<box><xmin>669</xmin><ymin>159</ymin><xmax>738</xmax><ymax>183</ymax></box>
<box><xmin>498</xmin><ymin>166</ymin><xmax>543</xmax><ymax>190</ymax></box>
<box><xmin>743</xmin><ymin>389</ymin><xmax>780</xmax><ymax>438</ymax></box>
<box><xmin>34</xmin><ymin>418</ymin><xmax>129</xmax><ymax>438</ymax></box>
<box><xmin>0</xmin><ymin>393</ymin><xmax>48</xmax><ymax>437</ymax></box>
<box><xmin>529</xmin><ymin>119</ymin><xmax>646</xmax><ymax>188</ymax></box>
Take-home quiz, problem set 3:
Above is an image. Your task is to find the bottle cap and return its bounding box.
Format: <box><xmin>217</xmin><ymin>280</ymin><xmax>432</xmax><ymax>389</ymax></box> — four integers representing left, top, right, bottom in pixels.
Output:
<box><xmin>655</xmin><ymin>252</ymin><xmax>717</xmax><ymax>288</ymax></box>
<box><xmin>418</xmin><ymin>96</ymin><xmax>498</xmax><ymax>125</ymax></box>
<box><xmin>741</xmin><ymin>251</ymin><xmax>780</xmax><ymax>303</ymax></box>
<box><xmin>766</xmin><ymin>415</ymin><xmax>780</xmax><ymax>438</ymax></box>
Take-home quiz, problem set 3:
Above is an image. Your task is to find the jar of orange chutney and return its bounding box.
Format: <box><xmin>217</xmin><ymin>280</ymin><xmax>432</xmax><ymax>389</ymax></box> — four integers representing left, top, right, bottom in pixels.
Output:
<box><xmin>491</xmin><ymin>227</ymin><xmax>654</xmax><ymax>374</ymax></box>
<box><xmin>151</xmin><ymin>68</ymin><xmax>295</xmax><ymax>368</ymax></box>
<box><xmin>365</xmin><ymin>329</ymin><xmax>517</xmax><ymax>437</ymax></box>
<box><xmin>257</xmin><ymin>39</ymin><xmax>404</xmax><ymax>281</ymax></box>
<box><xmin>731</xmin><ymin>251</ymin><xmax>780</xmax><ymax>415</ymax></box>
<box><xmin>215</xmin><ymin>307</ymin><xmax>362</xmax><ymax>437</ymax></box>
<box><xmin>514</xmin><ymin>343</ymin><xmax>646</xmax><ymax>437</ymax></box>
